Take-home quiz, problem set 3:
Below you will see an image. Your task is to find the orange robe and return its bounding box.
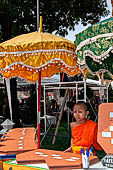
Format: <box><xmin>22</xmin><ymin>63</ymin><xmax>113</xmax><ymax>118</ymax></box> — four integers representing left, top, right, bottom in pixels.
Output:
<box><xmin>72</xmin><ymin>119</ymin><xmax>102</xmax><ymax>154</ymax></box>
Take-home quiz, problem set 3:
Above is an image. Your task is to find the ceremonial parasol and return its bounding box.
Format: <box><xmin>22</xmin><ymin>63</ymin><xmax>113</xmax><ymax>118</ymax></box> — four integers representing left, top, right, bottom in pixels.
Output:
<box><xmin>0</xmin><ymin>17</ymin><xmax>80</xmax><ymax>148</ymax></box>
<box><xmin>74</xmin><ymin>1</ymin><xmax>113</xmax><ymax>77</ymax></box>
<box><xmin>0</xmin><ymin>30</ymin><xmax>79</xmax><ymax>81</ymax></box>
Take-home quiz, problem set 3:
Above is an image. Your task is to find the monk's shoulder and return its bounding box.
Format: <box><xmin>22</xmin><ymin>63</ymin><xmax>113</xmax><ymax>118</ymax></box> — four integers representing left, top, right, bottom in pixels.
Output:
<box><xmin>87</xmin><ymin>119</ymin><xmax>97</xmax><ymax>127</ymax></box>
<box><xmin>71</xmin><ymin>122</ymin><xmax>78</xmax><ymax>129</ymax></box>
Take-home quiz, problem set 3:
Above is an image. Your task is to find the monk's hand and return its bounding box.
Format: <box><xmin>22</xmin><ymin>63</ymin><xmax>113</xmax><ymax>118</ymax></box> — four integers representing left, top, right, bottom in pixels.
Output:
<box><xmin>64</xmin><ymin>146</ymin><xmax>72</xmax><ymax>153</ymax></box>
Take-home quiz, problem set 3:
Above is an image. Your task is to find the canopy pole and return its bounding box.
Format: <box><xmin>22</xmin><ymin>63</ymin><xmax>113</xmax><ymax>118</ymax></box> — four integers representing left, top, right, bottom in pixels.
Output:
<box><xmin>6</xmin><ymin>79</ymin><xmax>13</xmax><ymax>121</ymax></box>
<box><xmin>37</xmin><ymin>71</ymin><xmax>41</xmax><ymax>149</ymax></box>
<box><xmin>37</xmin><ymin>0</ymin><xmax>42</xmax><ymax>149</ymax></box>
<box><xmin>37</xmin><ymin>0</ymin><xmax>39</xmax><ymax>31</ymax></box>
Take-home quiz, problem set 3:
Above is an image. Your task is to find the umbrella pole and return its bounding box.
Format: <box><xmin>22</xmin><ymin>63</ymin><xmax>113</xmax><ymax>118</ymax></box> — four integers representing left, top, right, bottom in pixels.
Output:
<box><xmin>37</xmin><ymin>71</ymin><xmax>41</xmax><ymax>149</ymax></box>
<box><xmin>37</xmin><ymin>0</ymin><xmax>39</xmax><ymax>31</ymax></box>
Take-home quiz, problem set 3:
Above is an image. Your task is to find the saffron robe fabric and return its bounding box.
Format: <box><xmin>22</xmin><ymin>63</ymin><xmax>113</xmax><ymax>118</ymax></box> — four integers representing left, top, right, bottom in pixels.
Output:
<box><xmin>71</xmin><ymin>119</ymin><xmax>102</xmax><ymax>154</ymax></box>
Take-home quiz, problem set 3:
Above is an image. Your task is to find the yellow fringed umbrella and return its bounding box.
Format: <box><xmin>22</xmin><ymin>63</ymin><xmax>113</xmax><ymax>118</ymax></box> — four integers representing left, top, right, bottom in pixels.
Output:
<box><xmin>0</xmin><ymin>17</ymin><xmax>80</xmax><ymax>149</ymax></box>
<box><xmin>0</xmin><ymin>31</ymin><xmax>80</xmax><ymax>82</ymax></box>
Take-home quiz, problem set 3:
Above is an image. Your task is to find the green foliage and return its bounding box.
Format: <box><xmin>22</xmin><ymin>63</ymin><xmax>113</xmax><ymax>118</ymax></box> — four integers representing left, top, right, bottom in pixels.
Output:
<box><xmin>86</xmin><ymin>71</ymin><xmax>113</xmax><ymax>81</ymax></box>
<box><xmin>0</xmin><ymin>0</ymin><xmax>8</xmax><ymax>9</ymax></box>
<box><xmin>86</xmin><ymin>71</ymin><xmax>99</xmax><ymax>80</ymax></box>
<box><xmin>0</xmin><ymin>0</ymin><xmax>109</xmax><ymax>40</ymax></box>
<box><xmin>104</xmin><ymin>72</ymin><xmax>113</xmax><ymax>80</ymax></box>
<box><xmin>40</xmin><ymin>121</ymin><xmax>71</xmax><ymax>151</ymax></box>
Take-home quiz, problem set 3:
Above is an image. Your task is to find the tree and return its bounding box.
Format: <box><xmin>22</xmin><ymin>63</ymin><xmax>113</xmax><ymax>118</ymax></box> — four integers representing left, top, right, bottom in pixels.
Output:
<box><xmin>0</xmin><ymin>0</ymin><xmax>110</xmax><ymax>126</ymax></box>
<box><xmin>0</xmin><ymin>0</ymin><xmax>12</xmax><ymax>41</ymax></box>
<box><xmin>0</xmin><ymin>0</ymin><xmax>109</xmax><ymax>40</ymax></box>
<box><xmin>86</xmin><ymin>71</ymin><xmax>99</xmax><ymax>80</ymax></box>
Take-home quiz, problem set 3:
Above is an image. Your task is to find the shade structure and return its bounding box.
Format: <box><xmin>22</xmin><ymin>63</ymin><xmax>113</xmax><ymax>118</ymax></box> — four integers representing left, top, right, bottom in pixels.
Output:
<box><xmin>0</xmin><ymin>31</ymin><xmax>80</xmax><ymax>82</ymax></box>
<box><xmin>75</xmin><ymin>17</ymin><xmax>113</xmax><ymax>77</ymax></box>
<box><xmin>0</xmin><ymin>30</ymin><xmax>80</xmax><ymax>149</ymax></box>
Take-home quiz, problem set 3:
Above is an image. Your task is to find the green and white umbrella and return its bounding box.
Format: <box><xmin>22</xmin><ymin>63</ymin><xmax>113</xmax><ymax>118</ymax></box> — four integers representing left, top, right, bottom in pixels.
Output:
<box><xmin>75</xmin><ymin>17</ymin><xmax>113</xmax><ymax>77</ymax></box>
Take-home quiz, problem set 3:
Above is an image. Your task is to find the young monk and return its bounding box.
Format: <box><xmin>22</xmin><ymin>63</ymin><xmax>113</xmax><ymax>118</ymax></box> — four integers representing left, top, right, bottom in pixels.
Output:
<box><xmin>64</xmin><ymin>102</ymin><xmax>102</xmax><ymax>154</ymax></box>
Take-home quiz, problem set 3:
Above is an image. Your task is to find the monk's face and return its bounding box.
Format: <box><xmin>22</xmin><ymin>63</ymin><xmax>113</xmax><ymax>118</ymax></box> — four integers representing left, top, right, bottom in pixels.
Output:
<box><xmin>73</xmin><ymin>104</ymin><xmax>88</xmax><ymax>123</ymax></box>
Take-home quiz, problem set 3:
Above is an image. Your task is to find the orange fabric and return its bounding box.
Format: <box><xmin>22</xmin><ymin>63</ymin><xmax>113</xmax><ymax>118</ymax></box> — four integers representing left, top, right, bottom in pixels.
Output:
<box><xmin>72</xmin><ymin>119</ymin><xmax>102</xmax><ymax>154</ymax></box>
<box><xmin>72</xmin><ymin>145</ymin><xmax>88</xmax><ymax>154</ymax></box>
<box><xmin>93</xmin><ymin>125</ymin><xmax>102</xmax><ymax>151</ymax></box>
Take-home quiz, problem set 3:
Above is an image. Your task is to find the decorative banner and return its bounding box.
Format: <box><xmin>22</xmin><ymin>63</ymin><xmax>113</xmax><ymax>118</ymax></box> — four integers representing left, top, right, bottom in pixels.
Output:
<box><xmin>75</xmin><ymin>17</ymin><xmax>113</xmax><ymax>76</ymax></box>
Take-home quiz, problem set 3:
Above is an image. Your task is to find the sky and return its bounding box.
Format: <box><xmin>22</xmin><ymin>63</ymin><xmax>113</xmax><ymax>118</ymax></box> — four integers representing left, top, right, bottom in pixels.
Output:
<box><xmin>65</xmin><ymin>0</ymin><xmax>112</xmax><ymax>42</ymax></box>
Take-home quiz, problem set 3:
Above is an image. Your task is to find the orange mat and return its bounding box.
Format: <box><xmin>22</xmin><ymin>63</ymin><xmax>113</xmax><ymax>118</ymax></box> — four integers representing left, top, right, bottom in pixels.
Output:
<box><xmin>16</xmin><ymin>149</ymin><xmax>99</xmax><ymax>170</ymax></box>
<box><xmin>0</xmin><ymin>128</ymin><xmax>37</xmax><ymax>155</ymax></box>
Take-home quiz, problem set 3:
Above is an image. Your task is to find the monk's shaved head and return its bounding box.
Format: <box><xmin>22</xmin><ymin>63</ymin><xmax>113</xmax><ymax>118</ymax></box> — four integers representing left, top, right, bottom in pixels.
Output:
<box><xmin>73</xmin><ymin>102</ymin><xmax>87</xmax><ymax>111</ymax></box>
